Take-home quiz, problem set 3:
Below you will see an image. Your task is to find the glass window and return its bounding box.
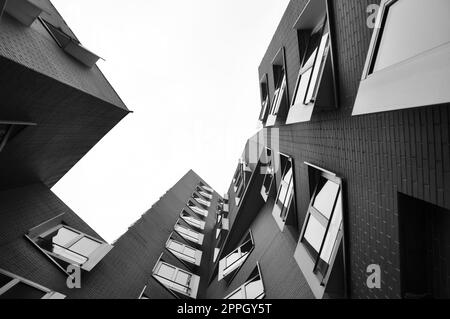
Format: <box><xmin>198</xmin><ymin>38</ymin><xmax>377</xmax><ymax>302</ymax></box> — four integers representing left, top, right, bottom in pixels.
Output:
<box><xmin>181</xmin><ymin>210</ymin><xmax>205</xmax><ymax>230</ymax></box>
<box><xmin>153</xmin><ymin>261</ymin><xmax>198</xmax><ymax>297</ymax></box>
<box><xmin>301</xmin><ymin>171</ymin><xmax>343</xmax><ymax>279</ymax></box>
<box><xmin>225</xmin><ymin>265</ymin><xmax>265</xmax><ymax>299</ymax></box>
<box><xmin>272</xmin><ymin>154</ymin><xmax>296</xmax><ymax>230</ymax></box>
<box><xmin>174</xmin><ymin>224</ymin><xmax>201</xmax><ymax>244</ymax></box>
<box><xmin>220</xmin><ymin>232</ymin><xmax>254</xmax><ymax>280</ymax></box>
<box><xmin>270</xmin><ymin>72</ymin><xmax>286</xmax><ymax>115</ymax></box>
<box><xmin>194</xmin><ymin>195</ymin><xmax>210</xmax><ymax>207</ymax></box>
<box><xmin>34</xmin><ymin>225</ymin><xmax>103</xmax><ymax>266</ymax></box>
<box><xmin>292</xmin><ymin>18</ymin><xmax>329</xmax><ymax>107</ymax></box>
<box><xmin>166</xmin><ymin>239</ymin><xmax>198</xmax><ymax>265</ymax></box>
<box><xmin>0</xmin><ymin>269</ymin><xmax>65</xmax><ymax>299</ymax></box>
<box><xmin>371</xmin><ymin>0</ymin><xmax>450</xmax><ymax>73</ymax></box>
<box><xmin>188</xmin><ymin>202</ymin><xmax>208</xmax><ymax>217</ymax></box>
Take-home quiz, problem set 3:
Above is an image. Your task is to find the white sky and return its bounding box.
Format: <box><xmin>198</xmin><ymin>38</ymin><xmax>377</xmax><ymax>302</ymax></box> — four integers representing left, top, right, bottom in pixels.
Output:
<box><xmin>51</xmin><ymin>0</ymin><xmax>290</xmax><ymax>242</ymax></box>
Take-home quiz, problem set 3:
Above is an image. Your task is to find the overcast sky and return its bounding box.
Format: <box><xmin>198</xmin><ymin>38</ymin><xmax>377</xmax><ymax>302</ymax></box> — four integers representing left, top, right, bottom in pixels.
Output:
<box><xmin>51</xmin><ymin>0</ymin><xmax>290</xmax><ymax>242</ymax></box>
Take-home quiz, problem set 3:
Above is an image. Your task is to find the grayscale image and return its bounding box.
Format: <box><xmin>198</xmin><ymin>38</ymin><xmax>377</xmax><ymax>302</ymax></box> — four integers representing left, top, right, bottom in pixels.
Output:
<box><xmin>0</xmin><ymin>0</ymin><xmax>449</xmax><ymax>305</ymax></box>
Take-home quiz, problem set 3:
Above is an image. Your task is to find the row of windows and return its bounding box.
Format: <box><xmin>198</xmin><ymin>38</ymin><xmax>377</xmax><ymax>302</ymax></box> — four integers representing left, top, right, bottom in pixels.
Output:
<box><xmin>259</xmin><ymin>0</ymin><xmax>450</xmax><ymax>126</ymax></box>
<box><xmin>150</xmin><ymin>182</ymin><xmax>214</xmax><ymax>299</ymax></box>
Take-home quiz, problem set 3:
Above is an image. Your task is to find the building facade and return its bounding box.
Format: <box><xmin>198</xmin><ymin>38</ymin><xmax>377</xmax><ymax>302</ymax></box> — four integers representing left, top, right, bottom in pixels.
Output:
<box><xmin>1</xmin><ymin>0</ymin><xmax>449</xmax><ymax>300</ymax></box>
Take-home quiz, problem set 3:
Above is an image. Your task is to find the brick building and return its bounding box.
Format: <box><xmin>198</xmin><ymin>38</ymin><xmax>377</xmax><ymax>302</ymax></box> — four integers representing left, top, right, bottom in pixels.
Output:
<box><xmin>1</xmin><ymin>0</ymin><xmax>449</xmax><ymax>300</ymax></box>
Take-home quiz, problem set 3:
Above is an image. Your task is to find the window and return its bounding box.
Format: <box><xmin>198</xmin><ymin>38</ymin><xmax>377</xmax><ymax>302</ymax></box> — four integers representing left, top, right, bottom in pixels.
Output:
<box><xmin>180</xmin><ymin>210</ymin><xmax>205</xmax><ymax>230</ymax></box>
<box><xmin>40</xmin><ymin>18</ymin><xmax>100</xmax><ymax>68</ymax></box>
<box><xmin>0</xmin><ymin>268</ymin><xmax>65</xmax><ymax>299</ymax></box>
<box><xmin>27</xmin><ymin>214</ymin><xmax>113</xmax><ymax>272</ymax></box>
<box><xmin>235</xmin><ymin>180</ymin><xmax>245</xmax><ymax>206</ymax></box>
<box><xmin>187</xmin><ymin>201</ymin><xmax>208</xmax><ymax>218</ymax></box>
<box><xmin>225</xmin><ymin>264</ymin><xmax>265</xmax><ymax>299</ymax></box>
<box><xmin>266</xmin><ymin>48</ymin><xmax>288</xmax><ymax>127</ymax></box>
<box><xmin>218</xmin><ymin>232</ymin><xmax>254</xmax><ymax>281</ymax></box>
<box><xmin>166</xmin><ymin>238</ymin><xmax>202</xmax><ymax>266</ymax></box>
<box><xmin>198</xmin><ymin>182</ymin><xmax>214</xmax><ymax>194</ymax></box>
<box><xmin>3</xmin><ymin>0</ymin><xmax>43</xmax><ymax>26</ymax></box>
<box><xmin>294</xmin><ymin>166</ymin><xmax>345</xmax><ymax>299</ymax></box>
<box><xmin>0</xmin><ymin>121</ymin><xmax>36</xmax><ymax>153</ymax></box>
<box><xmin>272</xmin><ymin>154</ymin><xmax>296</xmax><ymax>232</ymax></box>
<box><xmin>260</xmin><ymin>148</ymin><xmax>275</xmax><ymax>201</ymax></box>
<box><xmin>193</xmin><ymin>194</ymin><xmax>211</xmax><ymax>208</ymax></box>
<box><xmin>197</xmin><ymin>189</ymin><xmax>213</xmax><ymax>200</ymax></box>
<box><xmin>152</xmin><ymin>260</ymin><xmax>200</xmax><ymax>299</ymax></box>
<box><xmin>353</xmin><ymin>0</ymin><xmax>450</xmax><ymax>115</ymax></box>
<box><xmin>258</xmin><ymin>74</ymin><xmax>270</xmax><ymax>122</ymax></box>
<box><xmin>174</xmin><ymin>223</ymin><xmax>204</xmax><ymax>245</ymax></box>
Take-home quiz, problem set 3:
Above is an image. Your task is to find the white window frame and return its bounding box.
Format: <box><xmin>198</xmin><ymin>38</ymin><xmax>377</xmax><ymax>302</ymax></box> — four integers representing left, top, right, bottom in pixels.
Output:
<box><xmin>193</xmin><ymin>193</ymin><xmax>211</xmax><ymax>207</ymax></box>
<box><xmin>187</xmin><ymin>201</ymin><xmax>209</xmax><ymax>218</ymax></box>
<box><xmin>294</xmin><ymin>166</ymin><xmax>345</xmax><ymax>299</ymax></box>
<box><xmin>353</xmin><ymin>0</ymin><xmax>450</xmax><ymax>116</ymax></box>
<box><xmin>180</xmin><ymin>209</ymin><xmax>205</xmax><ymax>230</ymax></box>
<box><xmin>224</xmin><ymin>263</ymin><xmax>265</xmax><ymax>299</ymax></box>
<box><xmin>166</xmin><ymin>237</ymin><xmax>202</xmax><ymax>266</ymax></box>
<box><xmin>174</xmin><ymin>222</ymin><xmax>204</xmax><ymax>245</ymax></box>
<box><xmin>26</xmin><ymin>214</ymin><xmax>113</xmax><ymax>272</ymax></box>
<box><xmin>0</xmin><ymin>268</ymin><xmax>65</xmax><ymax>299</ymax></box>
<box><xmin>152</xmin><ymin>260</ymin><xmax>200</xmax><ymax>299</ymax></box>
<box><xmin>218</xmin><ymin>231</ymin><xmax>254</xmax><ymax>281</ymax></box>
<box><xmin>272</xmin><ymin>153</ymin><xmax>296</xmax><ymax>232</ymax></box>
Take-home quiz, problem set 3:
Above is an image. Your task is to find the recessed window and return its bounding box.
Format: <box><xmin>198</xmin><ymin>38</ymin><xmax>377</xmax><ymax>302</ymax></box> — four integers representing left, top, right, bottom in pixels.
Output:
<box><xmin>174</xmin><ymin>222</ymin><xmax>204</xmax><ymax>245</ymax></box>
<box><xmin>272</xmin><ymin>153</ymin><xmax>296</xmax><ymax>232</ymax></box>
<box><xmin>266</xmin><ymin>48</ymin><xmax>288</xmax><ymax>127</ymax></box>
<box><xmin>27</xmin><ymin>215</ymin><xmax>113</xmax><ymax>272</ymax></box>
<box><xmin>198</xmin><ymin>182</ymin><xmax>214</xmax><ymax>194</ymax></box>
<box><xmin>166</xmin><ymin>237</ymin><xmax>202</xmax><ymax>266</ymax></box>
<box><xmin>225</xmin><ymin>264</ymin><xmax>265</xmax><ymax>299</ymax></box>
<box><xmin>197</xmin><ymin>189</ymin><xmax>213</xmax><ymax>200</ymax></box>
<box><xmin>260</xmin><ymin>149</ymin><xmax>275</xmax><ymax>201</ymax></box>
<box><xmin>258</xmin><ymin>74</ymin><xmax>270</xmax><ymax>122</ymax></box>
<box><xmin>0</xmin><ymin>268</ymin><xmax>65</xmax><ymax>299</ymax></box>
<box><xmin>353</xmin><ymin>0</ymin><xmax>450</xmax><ymax>115</ymax></box>
<box><xmin>294</xmin><ymin>166</ymin><xmax>345</xmax><ymax>298</ymax></box>
<box><xmin>152</xmin><ymin>260</ymin><xmax>200</xmax><ymax>299</ymax></box>
<box><xmin>218</xmin><ymin>231</ymin><xmax>254</xmax><ymax>281</ymax></box>
<box><xmin>180</xmin><ymin>209</ymin><xmax>205</xmax><ymax>230</ymax></box>
<box><xmin>187</xmin><ymin>201</ymin><xmax>209</xmax><ymax>218</ymax></box>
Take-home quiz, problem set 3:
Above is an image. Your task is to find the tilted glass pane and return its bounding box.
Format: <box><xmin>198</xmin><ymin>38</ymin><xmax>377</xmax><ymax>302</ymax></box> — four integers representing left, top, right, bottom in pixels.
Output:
<box><xmin>183</xmin><ymin>246</ymin><xmax>197</xmax><ymax>259</ymax></box>
<box><xmin>303</xmin><ymin>215</ymin><xmax>326</xmax><ymax>253</ymax></box>
<box><xmin>305</xmin><ymin>32</ymin><xmax>329</xmax><ymax>103</ymax></box>
<box><xmin>175</xmin><ymin>225</ymin><xmax>199</xmax><ymax>241</ymax></box>
<box><xmin>312</xmin><ymin>179</ymin><xmax>340</xmax><ymax>219</ymax></box>
<box><xmin>272</xmin><ymin>75</ymin><xmax>286</xmax><ymax>115</ymax></box>
<box><xmin>45</xmin><ymin>226</ymin><xmax>80</xmax><ymax>247</ymax></box>
<box><xmin>293</xmin><ymin>68</ymin><xmax>312</xmax><ymax>106</ymax></box>
<box><xmin>52</xmin><ymin>245</ymin><xmax>87</xmax><ymax>264</ymax></box>
<box><xmin>168</xmin><ymin>240</ymin><xmax>184</xmax><ymax>253</ymax></box>
<box><xmin>319</xmin><ymin>192</ymin><xmax>343</xmax><ymax>264</ymax></box>
<box><xmin>227</xmin><ymin>288</ymin><xmax>245</xmax><ymax>299</ymax></box>
<box><xmin>70</xmin><ymin>237</ymin><xmax>101</xmax><ymax>257</ymax></box>
<box><xmin>372</xmin><ymin>0</ymin><xmax>450</xmax><ymax>73</ymax></box>
<box><xmin>245</xmin><ymin>276</ymin><xmax>264</xmax><ymax>299</ymax></box>
<box><xmin>157</xmin><ymin>263</ymin><xmax>176</xmax><ymax>280</ymax></box>
<box><xmin>225</xmin><ymin>251</ymin><xmax>240</xmax><ymax>268</ymax></box>
<box><xmin>0</xmin><ymin>282</ymin><xmax>46</xmax><ymax>299</ymax></box>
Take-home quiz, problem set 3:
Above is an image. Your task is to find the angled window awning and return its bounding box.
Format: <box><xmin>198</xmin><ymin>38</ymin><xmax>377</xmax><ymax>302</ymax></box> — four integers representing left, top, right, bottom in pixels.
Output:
<box><xmin>40</xmin><ymin>19</ymin><xmax>101</xmax><ymax>68</ymax></box>
<box><xmin>4</xmin><ymin>0</ymin><xmax>43</xmax><ymax>27</ymax></box>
